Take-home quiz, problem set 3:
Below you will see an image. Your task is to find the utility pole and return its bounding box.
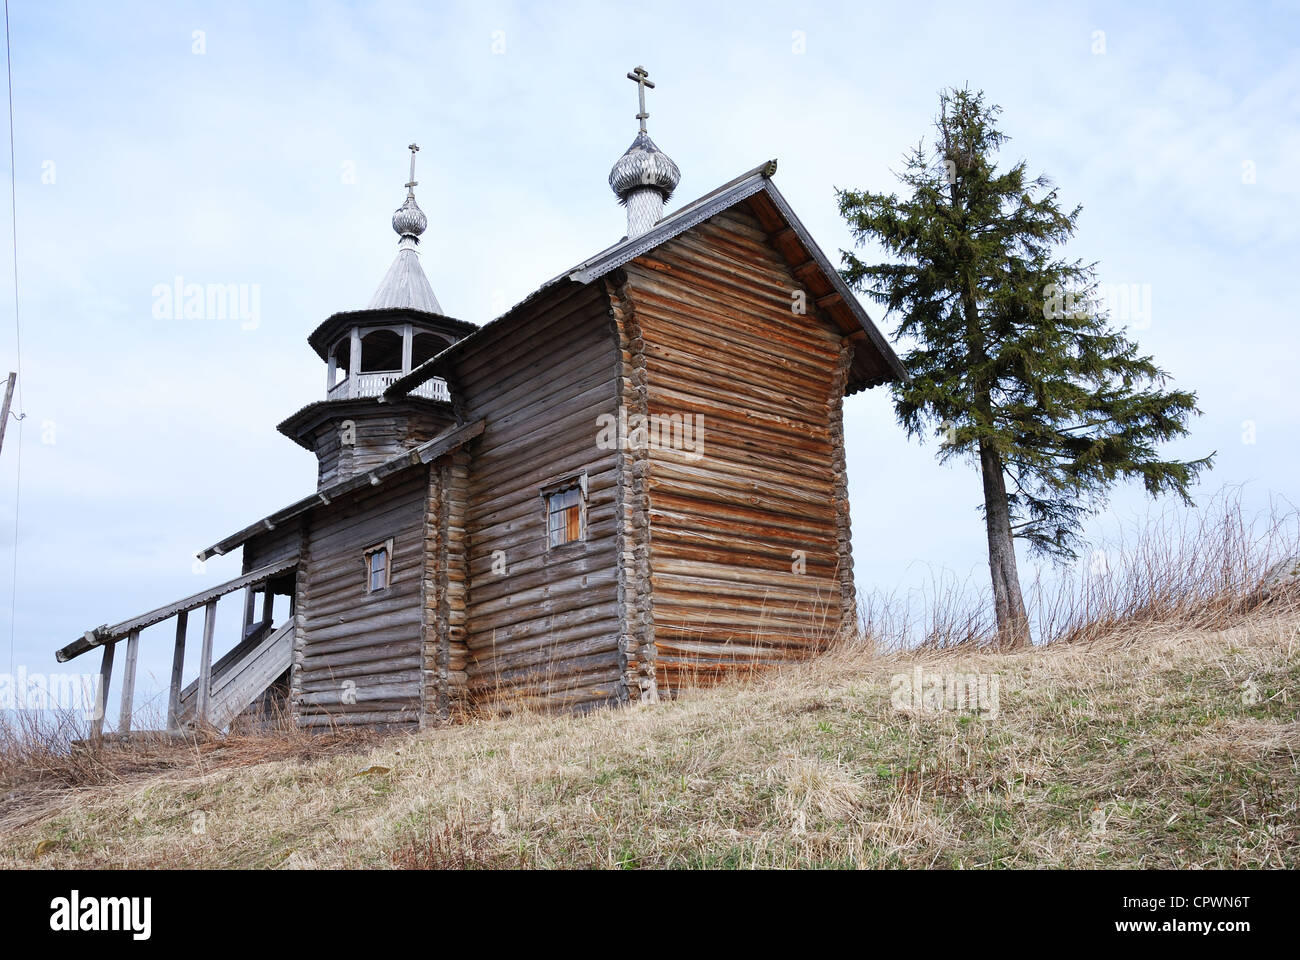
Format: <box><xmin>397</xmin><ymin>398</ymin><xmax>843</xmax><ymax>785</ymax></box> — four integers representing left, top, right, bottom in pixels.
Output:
<box><xmin>0</xmin><ymin>371</ymin><xmax>15</xmax><ymax>457</ymax></box>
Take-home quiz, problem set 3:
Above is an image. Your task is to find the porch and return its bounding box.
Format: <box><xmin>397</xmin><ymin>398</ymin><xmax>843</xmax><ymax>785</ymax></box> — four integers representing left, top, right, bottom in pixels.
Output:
<box><xmin>56</xmin><ymin>559</ymin><xmax>299</xmax><ymax>739</ymax></box>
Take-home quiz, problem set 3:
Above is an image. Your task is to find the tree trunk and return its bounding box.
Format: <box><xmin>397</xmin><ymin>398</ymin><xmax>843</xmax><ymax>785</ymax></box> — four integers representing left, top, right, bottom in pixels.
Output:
<box><xmin>978</xmin><ymin>439</ymin><xmax>1031</xmax><ymax>648</ymax></box>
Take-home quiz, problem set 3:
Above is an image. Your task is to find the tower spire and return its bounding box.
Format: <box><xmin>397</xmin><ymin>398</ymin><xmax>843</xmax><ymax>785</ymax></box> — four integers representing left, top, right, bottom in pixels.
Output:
<box><xmin>368</xmin><ymin>142</ymin><xmax>441</xmax><ymax>314</ymax></box>
<box><xmin>608</xmin><ymin>66</ymin><xmax>681</xmax><ymax>239</ymax></box>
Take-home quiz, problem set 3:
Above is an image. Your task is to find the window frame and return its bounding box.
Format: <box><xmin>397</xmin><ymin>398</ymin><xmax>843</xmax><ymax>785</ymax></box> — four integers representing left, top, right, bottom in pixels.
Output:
<box><xmin>541</xmin><ymin>473</ymin><xmax>588</xmax><ymax>551</ymax></box>
<box><xmin>363</xmin><ymin>538</ymin><xmax>394</xmax><ymax>594</ymax></box>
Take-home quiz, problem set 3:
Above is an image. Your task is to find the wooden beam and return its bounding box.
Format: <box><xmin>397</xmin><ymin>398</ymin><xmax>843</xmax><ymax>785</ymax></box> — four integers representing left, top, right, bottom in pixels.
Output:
<box><xmin>167</xmin><ymin>610</ymin><xmax>188</xmax><ymax>731</ymax></box>
<box><xmin>56</xmin><ymin>556</ymin><xmax>299</xmax><ymax>662</ymax></box>
<box><xmin>745</xmin><ymin>191</ymin><xmax>786</xmax><ymax>232</ymax></box>
<box><xmin>116</xmin><ymin>629</ymin><xmax>140</xmax><ymax>735</ymax></box>
<box><xmin>261</xmin><ymin>587</ymin><xmax>274</xmax><ymax>626</ymax></box>
<box><xmin>196</xmin><ymin>599</ymin><xmax>217</xmax><ymax>727</ymax></box>
<box><xmin>791</xmin><ymin>260</ymin><xmax>819</xmax><ymax>281</ymax></box>
<box><xmin>91</xmin><ymin>642</ymin><xmax>115</xmax><ymax>740</ymax></box>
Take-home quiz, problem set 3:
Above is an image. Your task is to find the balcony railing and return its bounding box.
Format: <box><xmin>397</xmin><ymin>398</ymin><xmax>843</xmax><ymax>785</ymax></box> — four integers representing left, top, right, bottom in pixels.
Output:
<box><xmin>328</xmin><ymin>370</ymin><xmax>450</xmax><ymax>402</ymax></box>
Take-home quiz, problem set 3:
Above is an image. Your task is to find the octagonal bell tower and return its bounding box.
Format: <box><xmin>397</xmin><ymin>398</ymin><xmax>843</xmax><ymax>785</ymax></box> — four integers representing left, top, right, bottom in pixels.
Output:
<box><xmin>278</xmin><ymin>144</ymin><xmax>476</xmax><ymax>487</ymax></box>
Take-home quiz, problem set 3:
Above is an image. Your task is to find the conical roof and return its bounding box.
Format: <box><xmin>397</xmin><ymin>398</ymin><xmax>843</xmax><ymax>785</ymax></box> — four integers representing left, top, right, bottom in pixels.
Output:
<box><xmin>368</xmin><ymin>239</ymin><xmax>442</xmax><ymax>313</ymax></box>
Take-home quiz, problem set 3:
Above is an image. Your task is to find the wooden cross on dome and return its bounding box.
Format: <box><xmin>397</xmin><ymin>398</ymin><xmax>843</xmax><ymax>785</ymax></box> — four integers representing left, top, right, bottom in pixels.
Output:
<box><xmin>626</xmin><ymin>66</ymin><xmax>655</xmax><ymax>134</ymax></box>
<box><xmin>405</xmin><ymin>143</ymin><xmax>419</xmax><ymax>197</ymax></box>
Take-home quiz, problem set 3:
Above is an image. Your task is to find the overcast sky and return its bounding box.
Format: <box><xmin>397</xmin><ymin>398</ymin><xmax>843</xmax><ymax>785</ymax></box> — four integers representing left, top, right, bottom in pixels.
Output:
<box><xmin>1</xmin><ymin>0</ymin><xmax>1296</xmax><ymax>715</ymax></box>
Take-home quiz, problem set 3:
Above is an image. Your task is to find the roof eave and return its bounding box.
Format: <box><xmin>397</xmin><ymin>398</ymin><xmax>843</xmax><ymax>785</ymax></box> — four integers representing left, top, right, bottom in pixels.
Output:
<box><xmin>196</xmin><ymin>419</ymin><xmax>486</xmax><ymax>561</ymax></box>
<box><xmin>307</xmin><ymin>308</ymin><xmax>478</xmax><ymax>360</ymax></box>
<box><xmin>755</xmin><ymin>180</ymin><xmax>908</xmax><ymax>386</ymax></box>
<box><xmin>276</xmin><ymin>396</ymin><xmax>454</xmax><ymax>450</ymax></box>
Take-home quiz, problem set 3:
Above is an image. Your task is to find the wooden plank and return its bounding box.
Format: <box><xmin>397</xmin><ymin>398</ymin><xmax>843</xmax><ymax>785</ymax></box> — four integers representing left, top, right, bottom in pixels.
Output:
<box><xmin>196</xmin><ymin>599</ymin><xmax>217</xmax><ymax>726</ymax></box>
<box><xmin>167</xmin><ymin>610</ymin><xmax>188</xmax><ymax>731</ymax></box>
<box><xmin>202</xmin><ymin>623</ymin><xmax>294</xmax><ymax>729</ymax></box>
<box><xmin>91</xmin><ymin>642</ymin><xmax>114</xmax><ymax>740</ymax></box>
<box><xmin>116</xmin><ymin>629</ymin><xmax>140</xmax><ymax>735</ymax></box>
<box><xmin>175</xmin><ymin>621</ymin><xmax>295</xmax><ymax>728</ymax></box>
<box><xmin>57</xmin><ymin>557</ymin><xmax>299</xmax><ymax>662</ymax></box>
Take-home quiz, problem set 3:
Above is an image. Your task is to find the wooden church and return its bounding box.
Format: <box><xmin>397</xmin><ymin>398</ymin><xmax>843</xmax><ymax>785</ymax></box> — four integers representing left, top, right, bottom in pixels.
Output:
<box><xmin>57</xmin><ymin>68</ymin><xmax>905</xmax><ymax>735</ymax></box>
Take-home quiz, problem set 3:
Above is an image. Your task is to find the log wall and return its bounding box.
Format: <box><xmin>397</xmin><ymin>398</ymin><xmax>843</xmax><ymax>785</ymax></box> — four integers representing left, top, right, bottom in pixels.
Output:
<box><xmin>452</xmin><ymin>282</ymin><xmax>625</xmax><ymax>713</ymax></box>
<box><xmin>623</xmin><ymin>204</ymin><xmax>853</xmax><ymax>693</ymax></box>
<box><xmin>312</xmin><ymin>405</ymin><xmax>454</xmax><ymax>487</ymax></box>
<box><xmin>419</xmin><ymin>449</ymin><xmax>471</xmax><ymax>723</ymax></box>
<box><xmin>292</xmin><ymin>468</ymin><xmax>428</xmax><ymax>727</ymax></box>
<box><xmin>241</xmin><ymin>522</ymin><xmax>303</xmax><ymax>573</ymax></box>
<box><xmin>606</xmin><ymin>274</ymin><xmax>659</xmax><ymax>703</ymax></box>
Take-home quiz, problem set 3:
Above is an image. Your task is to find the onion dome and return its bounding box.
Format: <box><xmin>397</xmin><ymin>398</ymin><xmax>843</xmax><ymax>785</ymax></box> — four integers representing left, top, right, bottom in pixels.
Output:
<box><xmin>609</xmin><ymin>131</ymin><xmax>681</xmax><ymax>205</ymax></box>
<box><xmin>392</xmin><ymin>195</ymin><xmax>427</xmax><ymax>240</ymax></box>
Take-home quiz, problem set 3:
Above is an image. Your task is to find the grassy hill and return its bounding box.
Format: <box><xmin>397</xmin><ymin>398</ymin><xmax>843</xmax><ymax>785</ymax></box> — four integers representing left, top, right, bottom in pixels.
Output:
<box><xmin>2</xmin><ymin>600</ymin><xmax>1296</xmax><ymax>869</ymax></box>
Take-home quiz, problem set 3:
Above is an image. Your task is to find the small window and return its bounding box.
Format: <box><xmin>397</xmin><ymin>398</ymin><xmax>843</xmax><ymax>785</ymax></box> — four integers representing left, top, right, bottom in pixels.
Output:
<box><xmin>364</xmin><ymin>539</ymin><xmax>393</xmax><ymax>593</ymax></box>
<box><xmin>543</xmin><ymin>477</ymin><xmax>587</xmax><ymax>549</ymax></box>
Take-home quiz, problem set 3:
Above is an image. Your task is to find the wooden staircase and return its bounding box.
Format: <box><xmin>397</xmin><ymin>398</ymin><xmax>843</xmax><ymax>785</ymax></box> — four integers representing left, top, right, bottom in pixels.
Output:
<box><xmin>175</xmin><ymin>621</ymin><xmax>294</xmax><ymax>730</ymax></box>
<box><xmin>57</xmin><ymin>558</ymin><xmax>299</xmax><ymax>738</ymax></box>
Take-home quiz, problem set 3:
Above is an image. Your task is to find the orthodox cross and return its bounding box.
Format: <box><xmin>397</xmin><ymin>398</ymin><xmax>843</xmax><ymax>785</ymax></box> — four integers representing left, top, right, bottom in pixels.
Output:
<box><xmin>405</xmin><ymin>143</ymin><xmax>419</xmax><ymax>197</ymax></box>
<box><xmin>626</xmin><ymin>66</ymin><xmax>655</xmax><ymax>134</ymax></box>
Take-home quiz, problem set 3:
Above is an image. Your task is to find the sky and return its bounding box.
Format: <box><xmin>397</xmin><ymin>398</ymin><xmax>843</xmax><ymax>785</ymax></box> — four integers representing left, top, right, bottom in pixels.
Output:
<box><xmin>1</xmin><ymin>0</ymin><xmax>1297</xmax><ymax>718</ymax></box>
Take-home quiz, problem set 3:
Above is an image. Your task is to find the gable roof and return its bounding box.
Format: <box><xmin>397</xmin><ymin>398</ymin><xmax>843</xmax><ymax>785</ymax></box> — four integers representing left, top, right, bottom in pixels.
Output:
<box><xmin>383</xmin><ymin>160</ymin><xmax>905</xmax><ymax>400</ymax></box>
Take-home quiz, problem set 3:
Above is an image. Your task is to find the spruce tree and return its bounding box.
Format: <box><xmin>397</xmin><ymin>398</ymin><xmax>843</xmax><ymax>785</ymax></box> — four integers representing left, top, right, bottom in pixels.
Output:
<box><xmin>837</xmin><ymin>88</ymin><xmax>1212</xmax><ymax>647</ymax></box>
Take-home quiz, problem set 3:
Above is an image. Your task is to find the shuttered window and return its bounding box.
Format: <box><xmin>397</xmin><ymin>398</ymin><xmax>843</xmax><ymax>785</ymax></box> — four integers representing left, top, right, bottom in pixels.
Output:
<box><xmin>545</xmin><ymin>482</ymin><xmax>585</xmax><ymax>548</ymax></box>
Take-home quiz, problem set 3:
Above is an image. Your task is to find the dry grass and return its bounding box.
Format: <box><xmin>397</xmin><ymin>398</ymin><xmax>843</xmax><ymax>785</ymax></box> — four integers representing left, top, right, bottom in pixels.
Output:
<box><xmin>1</xmin><ymin>490</ymin><xmax>1296</xmax><ymax>869</ymax></box>
<box><xmin>859</xmin><ymin>487</ymin><xmax>1300</xmax><ymax>650</ymax></box>
<box><xmin>0</xmin><ymin>702</ymin><xmax>385</xmax><ymax>841</ymax></box>
<box><xmin>0</xmin><ymin>602</ymin><xmax>1295</xmax><ymax>869</ymax></box>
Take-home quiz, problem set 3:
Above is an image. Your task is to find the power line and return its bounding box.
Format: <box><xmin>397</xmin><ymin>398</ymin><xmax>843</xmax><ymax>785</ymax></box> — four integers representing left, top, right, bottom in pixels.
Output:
<box><xmin>3</xmin><ymin>0</ymin><xmax>18</xmax><ymax>413</ymax></box>
<box><xmin>4</xmin><ymin>0</ymin><xmax>21</xmax><ymax>679</ymax></box>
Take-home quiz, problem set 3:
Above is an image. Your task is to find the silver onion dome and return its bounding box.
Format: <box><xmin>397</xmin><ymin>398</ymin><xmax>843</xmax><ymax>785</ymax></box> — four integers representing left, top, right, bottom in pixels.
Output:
<box><xmin>608</xmin><ymin>131</ymin><xmax>681</xmax><ymax>204</ymax></box>
<box><xmin>392</xmin><ymin>195</ymin><xmax>427</xmax><ymax>240</ymax></box>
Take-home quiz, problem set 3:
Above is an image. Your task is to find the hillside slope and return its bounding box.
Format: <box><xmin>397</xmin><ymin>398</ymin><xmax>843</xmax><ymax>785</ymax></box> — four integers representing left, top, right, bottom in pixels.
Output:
<box><xmin>2</xmin><ymin>609</ymin><xmax>1297</xmax><ymax>869</ymax></box>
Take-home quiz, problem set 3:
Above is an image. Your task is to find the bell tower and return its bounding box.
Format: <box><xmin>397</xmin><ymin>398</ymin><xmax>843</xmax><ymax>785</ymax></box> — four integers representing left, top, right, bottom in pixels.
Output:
<box><xmin>277</xmin><ymin>144</ymin><xmax>476</xmax><ymax>487</ymax></box>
